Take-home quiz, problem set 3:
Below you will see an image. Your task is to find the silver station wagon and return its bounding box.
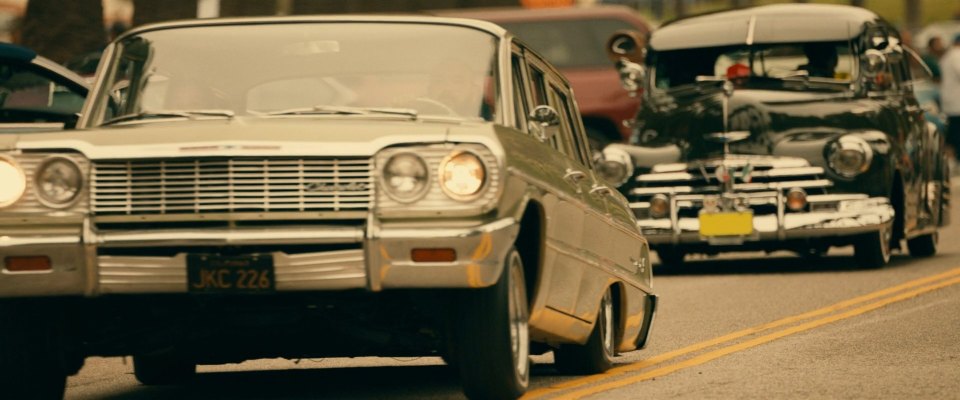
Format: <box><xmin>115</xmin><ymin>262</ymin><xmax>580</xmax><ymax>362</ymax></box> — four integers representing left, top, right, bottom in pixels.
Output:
<box><xmin>0</xmin><ymin>16</ymin><xmax>655</xmax><ymax>399</ymax></box>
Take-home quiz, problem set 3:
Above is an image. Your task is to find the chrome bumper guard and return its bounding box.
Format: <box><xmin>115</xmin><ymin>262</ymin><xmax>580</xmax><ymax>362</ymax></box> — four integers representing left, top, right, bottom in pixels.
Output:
<box><xmin>0</xmin><ymin>217</ymin><xmax>520</xmax><ymax>298</ymax></box>
<box><xmin>632</xmin><ymin>192</ymin><xmax>894</xmax><ymax>245</ymax></box>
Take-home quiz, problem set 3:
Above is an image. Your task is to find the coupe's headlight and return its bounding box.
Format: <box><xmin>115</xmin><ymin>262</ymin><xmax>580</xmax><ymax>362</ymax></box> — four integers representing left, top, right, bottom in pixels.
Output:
<box><xmin>35</xmin><ymin>156</ymin><xmax>83</xmax><ymax>207</ymax></box>
<box><xmin>382</xmin><ymin>152</ymin><xmax>429</xmax><ymax>202</ymax></box>
<box><xmin>827</xmin><ymin>136</ymin><xmax>873</xmax><ymax>178</ymax></box>
<box><xmin>0</xmin><ymin>156</ymin><xmax>26</xmax><ymax>208</ymax></box>
<box><xmin>597</xmin><ymin>146</ymin><xmax>634</xmax><ymax>187</ymax></box>
<box><xmin>439</xmin><ymin>151</ymin><xmax>486</xmax><ymax>200</ymax></box>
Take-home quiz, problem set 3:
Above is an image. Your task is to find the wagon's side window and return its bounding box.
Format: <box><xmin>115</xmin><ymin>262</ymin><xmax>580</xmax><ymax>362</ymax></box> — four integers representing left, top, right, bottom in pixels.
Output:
<box><xmin>528</xmin><ymin>63</ymin><xmax>566</xmax><ymax>153</ymax></box>
<box><xmin>546</xmin><ymin>83</ymin><xmax>577</xmax><ymax>158</ymax></box>
<box><xmin>510</xmin><ymin>52</ymin><xmax>530</xmax><ymax>132</ymax></box>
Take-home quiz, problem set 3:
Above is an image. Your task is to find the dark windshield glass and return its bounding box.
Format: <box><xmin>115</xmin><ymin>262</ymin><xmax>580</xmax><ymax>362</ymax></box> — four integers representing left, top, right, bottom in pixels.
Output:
<box><xmin>653</xmin><ymin>41</ymin><xmax>856</xmax><ymax>90</ymax></box>
<box><xmin>0</xmin><ymin>64</ymin><xmax>85</xmax><ymax>115</ymax></box>
<box><xmin>500</xmin><ymin>18</ymin><xmax>636</xmax><ymax>69</ymax></box>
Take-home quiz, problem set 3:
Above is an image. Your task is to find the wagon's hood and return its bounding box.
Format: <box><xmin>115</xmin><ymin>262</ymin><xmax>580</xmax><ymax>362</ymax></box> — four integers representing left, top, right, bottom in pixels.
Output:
<box><xmin>4</xmin><ymin>117</ymin><xmax>497</xmax><ymax>160</ymax></box>
<box><xmin>629</xmin><ymin>87</ymin><xmax>889</xmax><ymax>169</ymax></box>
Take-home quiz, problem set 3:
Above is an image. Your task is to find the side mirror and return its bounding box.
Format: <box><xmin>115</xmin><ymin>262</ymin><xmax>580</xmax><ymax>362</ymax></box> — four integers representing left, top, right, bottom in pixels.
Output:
<box><xmin>861</xmin><ymin>49</ymin><xmax>887</xmax><ymax>78</ymax></box>
<box><xmin>528</xmin><ymin>105</ymin><xmax>560</xmax><ymax>142</ymax></box>
<box><xmin>607</xmin><ymin>30</ymin><xmax>647</xmax><ymax>94</ymax></box>
<box><xmin>606</xmin><ymin>30</ymin><xmax>646</xmax><ymax>64</ymax></box>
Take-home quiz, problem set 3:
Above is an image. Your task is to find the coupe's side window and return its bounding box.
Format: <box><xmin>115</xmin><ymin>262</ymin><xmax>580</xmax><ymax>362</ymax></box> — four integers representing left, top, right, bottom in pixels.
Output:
<box><xmin>0</xmin><ymin>66</ymin><xmax>85</xmax><ymax>114</ymax></box>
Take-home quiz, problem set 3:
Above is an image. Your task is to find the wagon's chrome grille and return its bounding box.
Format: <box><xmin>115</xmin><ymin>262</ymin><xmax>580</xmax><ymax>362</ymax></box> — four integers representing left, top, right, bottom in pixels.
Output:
<box><xmin>91</xmin><ymin>158</ymin><xmax>374</xmax><ymax>215</ymax></box>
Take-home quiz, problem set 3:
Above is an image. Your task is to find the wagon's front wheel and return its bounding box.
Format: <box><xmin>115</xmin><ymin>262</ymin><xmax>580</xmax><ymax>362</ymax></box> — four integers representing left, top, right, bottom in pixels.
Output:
<box><xmin>0</xmin><ymin>305</ymin><xmax>68</xmax><ymax>399</ymax></box>
<box><xmin>455</xmin><ymin>248</ymin><xmax>529</xmax><ymax>399</ymax></box>
<box><xmin>554</xmin><ymin>288</ymin><xmax>615</xmax><ymax>374</ymax></box>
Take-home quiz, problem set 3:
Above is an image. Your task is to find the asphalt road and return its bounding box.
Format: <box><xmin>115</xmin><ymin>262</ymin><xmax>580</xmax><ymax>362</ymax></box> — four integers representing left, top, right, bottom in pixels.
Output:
<box><xmin>65</xmin><ymin>183</ymin><xmax>960</xmax><ymax>400</ymax></box>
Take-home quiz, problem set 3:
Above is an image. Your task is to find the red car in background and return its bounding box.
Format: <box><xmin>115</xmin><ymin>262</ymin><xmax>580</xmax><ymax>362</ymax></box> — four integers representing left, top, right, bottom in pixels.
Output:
<box><xmin>438</xmin><ymin>5</ymin><xmax>652</xmax><ymax>150</ymax></box>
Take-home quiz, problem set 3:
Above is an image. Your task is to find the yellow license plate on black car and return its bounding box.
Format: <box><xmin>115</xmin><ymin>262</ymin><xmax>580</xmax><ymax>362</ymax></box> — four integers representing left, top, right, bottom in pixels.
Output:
<box><xmin>699</xmin><ymin>211</ymin><xmax>754</xmax><ymax>237</ymax></box>
<box><xmin>187</xmin><ymin>254</ymin><xmax>275</xmax><ymax>293</ymax></box>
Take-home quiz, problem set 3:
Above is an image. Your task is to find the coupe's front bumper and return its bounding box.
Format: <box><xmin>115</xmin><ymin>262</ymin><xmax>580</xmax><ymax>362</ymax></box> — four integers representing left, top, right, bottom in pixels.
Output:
<box><xmin>634</xmin><ymin>193</ymin><xmax>894</xmax><ymax>245</ymax></box>
<box><xmin>0</xmin><ymin>217</ymin><xmax>520</xmax><ymax>298</ymax></box>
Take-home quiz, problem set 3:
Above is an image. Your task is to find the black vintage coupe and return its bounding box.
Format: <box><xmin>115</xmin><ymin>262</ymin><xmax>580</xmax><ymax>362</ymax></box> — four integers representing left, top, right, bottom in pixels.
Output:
<box><xmin>599</xmin><ymin>4</ymin><xmax>949</xmax><ymax>268</ymax></box>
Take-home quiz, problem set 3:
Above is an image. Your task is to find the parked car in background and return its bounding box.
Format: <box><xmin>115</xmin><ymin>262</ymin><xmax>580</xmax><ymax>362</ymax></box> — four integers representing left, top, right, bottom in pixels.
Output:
<box><xmin>436</xmin><ymin>5</ymin><xmax>652</xmax><ymax>151</ymax></box>
<box><xmin>0</xmin><ymin>42</ymin><xmax>88</xmax><ymax>133</ymax></box>
<box><xmin>0</xmin><ymin>16</ymin><xmax>656</xmax><ymax>399</ymax></box>
<box><xmin>601</xmin><ymin>4</ymin><xmax>949</xmax><ymax>269</ymax></box>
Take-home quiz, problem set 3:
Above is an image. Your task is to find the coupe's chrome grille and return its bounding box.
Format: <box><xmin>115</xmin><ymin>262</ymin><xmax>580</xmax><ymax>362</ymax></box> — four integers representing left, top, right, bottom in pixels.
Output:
<box><xmin>92</xmin><ymin>158</ymin><xmax>374</xmax><ymax>215</ymax></box>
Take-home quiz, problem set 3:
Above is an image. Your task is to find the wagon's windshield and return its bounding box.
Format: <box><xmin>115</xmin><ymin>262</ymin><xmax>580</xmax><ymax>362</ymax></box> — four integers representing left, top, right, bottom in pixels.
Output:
<box><xmin>95</xmin><ymin>23</ymin><xmax>499</xmax><ymax>125</ymax></box>
<box><xmin>653</xmin><ymin>41</ymin><xmax>855</xmax><ymax>91</ymax></box>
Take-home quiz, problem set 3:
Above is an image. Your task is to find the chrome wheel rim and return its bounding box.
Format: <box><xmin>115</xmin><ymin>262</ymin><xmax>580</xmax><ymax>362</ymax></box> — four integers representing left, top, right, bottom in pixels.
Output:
<box><xmin>600</xmin><ymin>290</ymin><xmax>615</xmax><ymax>358</ymax></box>
<box><xmin>507</xmin><ymin>252</ymin><xmax>530</xmax><ymax>382</ymax></box>
<box><xmin>880</xmin><ymin>224</ymin><xmax>891</xmax><ymax>263</ymax></box>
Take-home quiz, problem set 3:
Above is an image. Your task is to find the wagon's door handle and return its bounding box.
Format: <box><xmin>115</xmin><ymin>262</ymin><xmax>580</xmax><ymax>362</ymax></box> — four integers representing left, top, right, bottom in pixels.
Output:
<box><xmin>564</xmin><ymin>169</ymin><xmax>587</xmax><ymax>184</ymax></box>
<box><xmin>590</xmin><ymin>185</ymin><xmax>614</xmax><ymax>196</ymax></box>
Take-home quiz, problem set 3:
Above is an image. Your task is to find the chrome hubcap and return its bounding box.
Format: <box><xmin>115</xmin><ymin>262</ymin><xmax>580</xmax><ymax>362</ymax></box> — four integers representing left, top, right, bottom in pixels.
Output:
<box><xmin>507</xmin><ymin>253</ymin><xmax>530</xmax><ymax>381</ymax></box>
<box><xmin>600</xmin><ymin>291</ymin><xmax>614</xmax><ymax>357</ymax></box>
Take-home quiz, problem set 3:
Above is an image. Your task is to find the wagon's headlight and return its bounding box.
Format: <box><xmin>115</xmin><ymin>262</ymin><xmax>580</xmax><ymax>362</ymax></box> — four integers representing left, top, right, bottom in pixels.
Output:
<box><xmin>382</xmin><ymin>152</ymin><xmax>430</xmax><ymax>203</ymax></box>
<box><xmin>439</xmin><ymin>151</ymin><xmax>486</xmax><ymax>200</ymax></box>
<box><xmin>827</xmin><ymin>136</ymin><xmax>873</xmax><ymax>178</ymax></box>
<box><xmin>35</xmin><ymin>156</ymin><xmax>83</xmax><ymax>208</ymax></box>
<box><xmin>0</xmin><ymin>156</ymin><xmax>26</xmax><ymax>208</ymax></box>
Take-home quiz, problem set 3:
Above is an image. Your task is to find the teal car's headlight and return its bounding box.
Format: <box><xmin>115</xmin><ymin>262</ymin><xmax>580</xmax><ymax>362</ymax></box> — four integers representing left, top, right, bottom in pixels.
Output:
<box><xmin>597</xmin><ymin>146</ymin><xmax>634</xmax><ymax>187</ymax></box>
<box><xmin>439</xmin><ymin>151</ymin><xmax>486</xmax><ymax>201</ymax></box>
<box><xmin>35</xmin><ymin>156</ymin><xmax>83</xmax><ymax>208</ymax></box>
<box><xmin>827</xmin><ymin>136</ymin><xmax>873</xmax><ymax>178</ymax></box>
<box><xmin>382</xmin><ymin>152</ymin><xmax>430</xmax><ymax>203</ymax></box>
<box><xmin>0</xmin><ymin>156</ymin><xmax>26</xmax><ymax>208</ymax></box>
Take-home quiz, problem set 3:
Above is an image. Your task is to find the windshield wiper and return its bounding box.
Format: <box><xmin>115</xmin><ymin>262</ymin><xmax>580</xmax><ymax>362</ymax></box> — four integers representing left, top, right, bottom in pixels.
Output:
<box><xmin>103</xmin><ymin>109</ymin><xmax>235</xmax><ymax>125</ymax></box>
<box><xmin>265</xmin><ymin>105</ymin><xmax>418</xmax><ymax>119</ymax></box>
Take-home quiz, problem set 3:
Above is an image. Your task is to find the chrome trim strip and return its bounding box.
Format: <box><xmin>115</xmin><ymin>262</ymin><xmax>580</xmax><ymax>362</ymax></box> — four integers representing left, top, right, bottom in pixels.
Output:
<box><xmin>0</xmin><ymin>235</ymin><xmax>80</xmax><ymax>247</ymax></box>
<box><xmin>95</xmin><ymin>227</ymin><xmax>364</xmax><ymax>247</ymax></box>
<box><xmin>97</xmin><ymin>248</ymin><xmax>367</xmax><ymax>294</ymax></box>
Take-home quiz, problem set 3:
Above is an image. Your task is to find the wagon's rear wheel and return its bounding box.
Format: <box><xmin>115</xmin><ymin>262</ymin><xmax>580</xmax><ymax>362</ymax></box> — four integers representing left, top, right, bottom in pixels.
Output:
<box><xmin>455</xmin><ymin>248</ymin><xmax>529</xmax><ymax>399</ymax></box>
<box><xmin>554</xmin><ymin>288</ymin><xmax>615</xmax><ymax>374</ymax></box>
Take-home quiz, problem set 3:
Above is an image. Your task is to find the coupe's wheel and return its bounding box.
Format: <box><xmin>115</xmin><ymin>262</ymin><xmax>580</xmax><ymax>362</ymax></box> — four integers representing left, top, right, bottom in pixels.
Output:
<box><xmin>0</xmin><ymin>307</ymin><xmax>67</xmax><ymax>399</ymax></box>
<box><xmin>854</xmin><ymin>223</ymin><xmax>892</xmax><ymax>268</ymax></box>
<box><xmin>907</xmin><ymin>231</ymin><xmax>938</xmax><ymax>258</ymax></box>
<box><xmin>554</xmin><ymin>288</ymin><xmax>615</xmax><ymax>374</ymax></box>
<box><xmin>455</xmin><ymin>248</ymin><xmax>529</xmax><ymax>399</ymax></box>
<box><xmin>656</xmin><ymin>248</ymin><xmax>686</xmax><ymax>269</ymax></box>
<box><xmin>133</xmin><ymin>353</ymin><xmax>196</xmax><ymax>385</ymax></box>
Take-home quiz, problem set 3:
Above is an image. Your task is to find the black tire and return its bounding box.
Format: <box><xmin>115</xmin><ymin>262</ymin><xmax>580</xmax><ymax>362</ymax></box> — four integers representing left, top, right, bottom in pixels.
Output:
<box><xmin>907</xmin><ymin>232</ymin><xmax>938</xmax><ymax>258</ymax></box>
<box><xmin>133</xmin><ymin>353</ymin><xmax>196</xmax><ymax>386</ymax></box>
<box><xmin>554</xmin><ymin>289</ymin><xmax>615</xmax><ymax>375</ymax></box>
<box><xmin>455</xmin><ymin>248</ymin><xmax>529</xmax><ymax>400</ymax></box>
<box><xmin>656</xmin><ymin>248</ymin><xmax>685</xmax><ymax>269</ymax></box>
<box><xmin>0</xmin><ymin>307</ymin><xmax>67</xmax><ymax>400</ymax></box>
<box><xmin>854</xmin><ymin>223</ymin><xmax>892</xmax><ymax>269</ymax></box>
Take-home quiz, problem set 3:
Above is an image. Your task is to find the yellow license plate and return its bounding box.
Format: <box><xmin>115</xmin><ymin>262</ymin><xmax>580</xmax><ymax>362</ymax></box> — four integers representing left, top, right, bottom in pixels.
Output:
<box><xmin>699</xmin><ymin>211</ymin><xmax>754</xmax><ymax>237</ymax></box>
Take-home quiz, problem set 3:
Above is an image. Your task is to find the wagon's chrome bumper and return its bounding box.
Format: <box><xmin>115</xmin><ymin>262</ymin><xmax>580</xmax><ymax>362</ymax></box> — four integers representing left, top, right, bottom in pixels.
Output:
<box><xmin>634</xmin><ymin>193</ymin><xmax>894</xmax><ymax>245</ymax></box>
<box><xmin>0</xmin><ymin>217</ymin><xmax>520</xmax><ymax>298</ymax></box>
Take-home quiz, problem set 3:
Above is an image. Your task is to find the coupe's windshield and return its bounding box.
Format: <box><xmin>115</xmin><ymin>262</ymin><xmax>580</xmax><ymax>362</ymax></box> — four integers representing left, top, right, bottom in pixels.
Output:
<box><xmin>653</xmin><ymin>41</ymin><xmax>856</xmax><ymax>91</ymax></box>
<box><xmin>94</xmin><ymin>23</ymin><xmax>499</xmax><ymax>125</ymax></box>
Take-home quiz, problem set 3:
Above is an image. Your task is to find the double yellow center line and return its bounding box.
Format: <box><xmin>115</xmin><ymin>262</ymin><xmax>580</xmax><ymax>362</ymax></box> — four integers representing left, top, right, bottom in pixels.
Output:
<box><xmin>524</xmin><ymin>267</ymin><xmax>960</xmax><ymax>399</ymax></box>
